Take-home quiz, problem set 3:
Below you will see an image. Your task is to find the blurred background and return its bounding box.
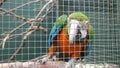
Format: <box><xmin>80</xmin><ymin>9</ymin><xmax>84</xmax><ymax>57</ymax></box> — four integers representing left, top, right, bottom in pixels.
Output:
<box><xmin>0</xmin><ymin>0</ymin><xmax>120</xmax><ymax>65</ymax></box>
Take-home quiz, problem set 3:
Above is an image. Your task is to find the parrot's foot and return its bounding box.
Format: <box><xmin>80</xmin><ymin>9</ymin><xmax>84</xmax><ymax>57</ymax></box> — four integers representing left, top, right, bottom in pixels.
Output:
<box><xmin>40</xmin><ymin>56</ymin><xmax>51</xmax><ymax>64</ymax></box>
<box><xmin>39</xmin><ymin>55</ymin><xmax>57</xmax><ymax>64</ymax></box>
<box><xmin>66</xmin><ymin>59</ymin><xmax>76</xmax><ymax>68</ymax></box>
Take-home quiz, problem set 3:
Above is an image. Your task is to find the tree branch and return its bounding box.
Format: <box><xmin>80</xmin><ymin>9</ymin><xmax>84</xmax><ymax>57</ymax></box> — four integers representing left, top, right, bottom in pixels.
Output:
<box><xmin>0</xmin><ymin>0</ymin><xmax>41</xmax><ymax>16</ymax></box>
<box><xmin>4</xmin><ymin>0</ymin><xmax>54</xmax><ymax>62</ymax></box>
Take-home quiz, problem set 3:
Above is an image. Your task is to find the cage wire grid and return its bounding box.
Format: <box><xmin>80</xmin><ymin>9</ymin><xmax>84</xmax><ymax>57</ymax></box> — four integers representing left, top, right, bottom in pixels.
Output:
<box><xmin>0</xmin><ymin>0</ymin><xmax>119</xmax><ymax>67</ymax></box>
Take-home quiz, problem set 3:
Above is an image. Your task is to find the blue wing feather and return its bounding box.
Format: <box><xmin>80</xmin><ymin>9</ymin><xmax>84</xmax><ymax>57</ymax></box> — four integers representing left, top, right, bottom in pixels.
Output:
<box><xmin>48</xmin><ymin>15</ymin><xmax>67</xmax><ymax>47</ymax></box>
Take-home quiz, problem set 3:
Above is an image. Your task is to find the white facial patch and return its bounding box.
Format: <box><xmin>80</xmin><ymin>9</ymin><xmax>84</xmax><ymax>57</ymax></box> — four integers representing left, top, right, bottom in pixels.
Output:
<box><xmin>68</xmin><ymin>19</ymin><xmax>79</xmax><ymax>44</ymax></box>
<box><xmin>79</xmin><ymin>21</ymin><xmax>88</xmax><ymax>39</ymax></box>
<box><xmin>80</xmin><ymin>29</ymin><xmax>87</xmax><ymax>38</ymax></box>
<box><xmin>68</xmin><ymin>19</ymin><xmax>88</xmax><ymax>44</ymax></box>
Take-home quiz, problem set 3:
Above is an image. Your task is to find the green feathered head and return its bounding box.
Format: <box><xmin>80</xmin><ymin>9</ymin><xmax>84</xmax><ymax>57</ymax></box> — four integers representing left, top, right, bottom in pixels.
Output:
<box><xmin>67</xmin><ymin>12</ymin><xmax>89</xmax><ymax>44</ymax></box>
<box><xmin>68</xmin><ymin>12</ymin><xmax>89</xmax><ymax>22</ymax></box>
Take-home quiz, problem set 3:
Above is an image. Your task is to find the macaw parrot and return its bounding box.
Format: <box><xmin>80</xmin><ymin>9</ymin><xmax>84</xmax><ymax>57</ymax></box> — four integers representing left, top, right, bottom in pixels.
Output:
<box><xmin>41</xmin><ymin>12</ymin><xmax>94</xmax><ymax>68</ymax></box>
<box><xmin>0</xmin><ymin>0</ymin><xmax>7</xmax><ymax>7</ymax></box>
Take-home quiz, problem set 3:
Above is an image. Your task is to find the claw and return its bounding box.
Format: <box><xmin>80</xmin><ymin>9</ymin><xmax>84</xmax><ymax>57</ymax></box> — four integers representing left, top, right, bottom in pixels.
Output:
<box><xmin>66</xmin><ymin>59</ymin><xmax>76</xmax><ymax>68</ymax></box>
<box><xmin>40</xmin><ymin>55</ymin><xmax>57</xmax><ymax>64</ymax></box>
<box><xmin>40</xmin><ymin>57</ymin><xmax>48</xmax><ymax>64</ymax></box>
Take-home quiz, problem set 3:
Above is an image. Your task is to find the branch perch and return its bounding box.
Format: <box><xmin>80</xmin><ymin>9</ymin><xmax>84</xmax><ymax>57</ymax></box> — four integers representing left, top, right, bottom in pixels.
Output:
<box><xmin>0</xmin><ymin>61</ymin><xmax>119</xmax><ymax>68</ymax></box>
<box><xmin>29</xmin><ymin>55</ymin><xmax>47</xmax><ymax>62</ymax></box>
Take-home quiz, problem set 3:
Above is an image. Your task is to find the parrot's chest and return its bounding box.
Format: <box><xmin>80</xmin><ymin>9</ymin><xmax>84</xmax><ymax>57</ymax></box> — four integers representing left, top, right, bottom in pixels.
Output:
<box><xmin>58</xmin><ymin>28</ymin><xmax>86</xmax><ymax>54</ymax></box>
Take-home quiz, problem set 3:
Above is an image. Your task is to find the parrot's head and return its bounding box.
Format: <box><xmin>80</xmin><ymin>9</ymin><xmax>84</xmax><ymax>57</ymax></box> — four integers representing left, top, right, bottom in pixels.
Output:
<box><xmin>67</xmin><ymin>12</ymin><xmax>89</xmax><ymax>44</ymax></box>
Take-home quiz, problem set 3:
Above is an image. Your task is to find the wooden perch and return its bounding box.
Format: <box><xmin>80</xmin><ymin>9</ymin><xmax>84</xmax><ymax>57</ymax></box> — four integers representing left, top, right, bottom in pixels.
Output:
<box><xmin>29</xmin><ymin>55</ymin><xmax>47</xmax><ymax>62</ymax></box>
<box><xmin>0</xmin><ymin>61</ymin><xmax>119</xmax><ymax>68</ymax></box>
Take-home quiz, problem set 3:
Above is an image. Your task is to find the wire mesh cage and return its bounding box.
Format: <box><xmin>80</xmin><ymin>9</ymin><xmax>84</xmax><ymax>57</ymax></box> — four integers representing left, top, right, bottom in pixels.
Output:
<box><xmin>0</xmin><ymin>0</ymin><xmax>119</xmax><ymax>68</ymax></box>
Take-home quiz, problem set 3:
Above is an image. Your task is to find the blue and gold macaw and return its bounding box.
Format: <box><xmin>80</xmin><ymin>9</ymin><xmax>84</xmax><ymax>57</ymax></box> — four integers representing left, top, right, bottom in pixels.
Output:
<box><xmin>41</xmin><ymin>12</ymin><xmax>94</xmax><ymax>68</ymax></box>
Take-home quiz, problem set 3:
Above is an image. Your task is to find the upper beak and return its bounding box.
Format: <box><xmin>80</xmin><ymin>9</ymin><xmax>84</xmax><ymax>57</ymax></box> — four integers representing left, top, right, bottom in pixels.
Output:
<box><xmin>68</xmin><ymin>20</ymin><xmax>78</xmax><ymax>44</ymax></box>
